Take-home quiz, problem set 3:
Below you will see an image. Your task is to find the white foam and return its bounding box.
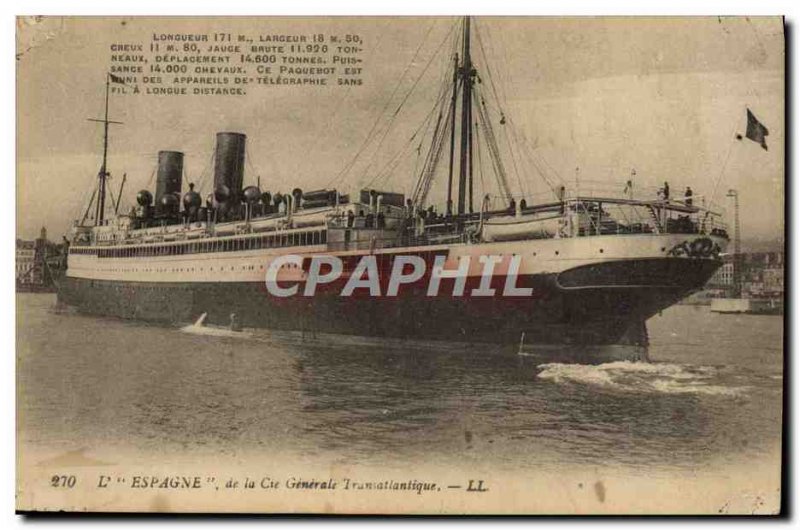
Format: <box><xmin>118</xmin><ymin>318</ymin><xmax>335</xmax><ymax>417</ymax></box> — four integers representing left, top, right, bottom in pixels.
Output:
<box><xmin>648</xmin><ymin>379</ymin><xmax>745</xmax><ymax>396</ymax></box>
<box><xmin>537</xmin><ymin>363</ymin><xmax>617</xmax><ymax>387</ymax></box>
<box><xmin>537</xmin><ymin>361</ymin><xmax>744</xmax><ymax>396</ymax></box>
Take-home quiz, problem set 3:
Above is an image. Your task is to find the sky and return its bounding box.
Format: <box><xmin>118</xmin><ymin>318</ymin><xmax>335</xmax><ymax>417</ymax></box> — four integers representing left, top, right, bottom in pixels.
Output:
<box><xmin>16</xmin><ymin>16</ymin><xmax>784</xmax><ymax>243</ymax></box>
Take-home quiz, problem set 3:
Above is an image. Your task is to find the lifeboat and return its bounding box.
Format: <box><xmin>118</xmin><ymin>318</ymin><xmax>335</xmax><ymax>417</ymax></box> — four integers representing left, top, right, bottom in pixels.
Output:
<box><xmin>481</xmin><ymin>213</ymin><xmax>561</xmax><ymax>242</ymax></box>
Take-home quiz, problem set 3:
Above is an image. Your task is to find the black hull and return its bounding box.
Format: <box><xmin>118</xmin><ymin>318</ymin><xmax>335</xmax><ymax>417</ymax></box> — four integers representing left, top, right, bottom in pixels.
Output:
<box><xmin>57</xmin><ymin>257</ymin><xmax>720</xmax><ymax>362</ymax></box>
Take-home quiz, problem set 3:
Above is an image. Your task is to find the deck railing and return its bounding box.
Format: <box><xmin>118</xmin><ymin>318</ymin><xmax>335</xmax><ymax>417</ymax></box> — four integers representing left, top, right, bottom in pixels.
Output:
<box><xmin>561</xmin><ymin>197</ymin><xmax>727</xmax><ymax>238</ymax></box>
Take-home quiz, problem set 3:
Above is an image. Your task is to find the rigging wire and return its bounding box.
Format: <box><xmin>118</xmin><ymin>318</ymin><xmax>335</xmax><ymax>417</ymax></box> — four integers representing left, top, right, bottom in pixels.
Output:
<box><xmin>480</xmin><ymin>20</ymin><xmax>514</xmax><ymax>120</ymax></box>
<box><xmin>472</xmin><ymin>86</ymin><xmax>512</xmax><ymax>200</ymax></box>
<box><xmin>364</xmin><ymin>57</ymin><xmax>454</xmax><ymax>191</ymax></box>
<box><xmin>476</xmin><ymin>82</ymin><xmax>561</xmax><ymax>198</ymax></box>
<box><xmin>473</xmin><ymin>21</ymin><xmax>507</xmax><ymax>127</ymax></box>
<box><xmin>404</xmin><ymin>75</ymin><xmax>459</xmax><ymax>205</ymax></box>
<box><xmin>245</xmin><ymin>152</ymin><xmax>260</xmax><ymax>188</ymax></box>
<box><xmin>367</xmin><ymin>106</ymin><xmax>440</xmax><ymax>191</ymax></box>
<box><xmin>411</xmin><ymin>107</ymin><xmax>445</xmax><ymax>204</ymax></box>
<box><xmin>70</xmin><ymin>163</ymin><xmax>104</xmax><ymax>224</ymax></box>
<box><xmin>408</xmin><ymin>45</ymin><xmax>462</xmax><ymax>206</ymax></box>
<box><xmin>514</xmin><ymin>123</ymin><xmax>562</xmax><ymax>195</ymax></box>
<box><xmin>413</xmin><ymin>99</ymin><xmax>452</xmax><ymax>206</ymax></box>
<box><xmin>293</xmin><ymin>19</ymin><xmax>393</xmax><ymax>180</ymax></box>
<box><xmin>353</xmin><ymin>20</ymin><xmax>459</xmax><ymax>188</ymax></box>
<box><xmin>410</xmin><ymin>139</ymin><xmax>426</xmax><ymax>196</ymax></box>
<box><xmin>323</xmin><ymin>20</ymin><xmax>441</xmax><ymax>188</ymax></box>
<box><xmin>500</xmin><ymin>112</ymin><xmax>526</xmax><ymax>197</ymax></box>
<box><xmin>194</xmin><ymin>148</ymin><xmax>216</xmax><ymax>196</ymax></box>
<box><xmin>474</xmin><ymin>117</ymin><xmax>487</xmax><ymax>200</ymax></box>
<box><xmin>343</xmin><ymin>17</ymin><xmax>567</xmax><ymax>209</ymax></box>
<box><xmin>409</xmin><ymin>47</ymin><xmax>458</xmax><ymax>207</ymax></box>
<box><xmin>474</xmin><ymin>21</ymin><xmax>535</xmax><ymax>199</ymax></box>
<box><xmin>477</xmin><ymin>19</ymin><xmax>563</xmax><ymax>199</ymax></box>
<box><xmin>506</xmin><ymin>112</ymin><xmax>560</xmax><ymax>195</ymax></box>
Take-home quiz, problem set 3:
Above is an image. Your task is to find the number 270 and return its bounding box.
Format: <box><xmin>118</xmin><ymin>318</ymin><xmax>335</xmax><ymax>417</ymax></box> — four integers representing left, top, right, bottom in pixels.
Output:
<box><xmin>50</xmin><ymin>475</ymin><xmax>76</xmax><ymax>488</ymax></box>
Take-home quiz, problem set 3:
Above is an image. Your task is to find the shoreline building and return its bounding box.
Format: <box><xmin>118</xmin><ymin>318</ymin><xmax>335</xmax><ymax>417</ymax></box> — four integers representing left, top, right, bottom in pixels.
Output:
<box><xmin>707</xmin><ymin>250</ymin><xmax>784</xmax><ymax>300</ymax></box>
<box><xmin>16</xmin><ymin>227</ymin><xmax>63</xmax><ymax>292</ymax></box>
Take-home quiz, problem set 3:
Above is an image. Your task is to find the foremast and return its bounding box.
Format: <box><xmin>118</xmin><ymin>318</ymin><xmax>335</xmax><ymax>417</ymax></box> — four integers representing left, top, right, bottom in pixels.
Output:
<box><xmin>85</xmin><ymin>73</ymin><xmax>123</xmax><ymax>227</ymax></box>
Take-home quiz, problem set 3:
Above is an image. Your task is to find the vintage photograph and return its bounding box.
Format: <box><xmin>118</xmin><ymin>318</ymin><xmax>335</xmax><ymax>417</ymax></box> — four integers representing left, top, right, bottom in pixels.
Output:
<box><xmin>16</xmin><ymin>15</ymin><xmax>784</xmax><ymax>514</ymax></box>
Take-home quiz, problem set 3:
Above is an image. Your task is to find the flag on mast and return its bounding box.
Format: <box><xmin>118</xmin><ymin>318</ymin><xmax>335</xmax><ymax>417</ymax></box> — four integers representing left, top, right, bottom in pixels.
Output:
<box><xmin>736</xmin><ymin>108</ymin><xmax>769</xmax><ymax>151</ymax></box>
<box><xmin>108</xmin><ymin>72</ymin><xmax>136</xmax><ymax>90</ymax></box>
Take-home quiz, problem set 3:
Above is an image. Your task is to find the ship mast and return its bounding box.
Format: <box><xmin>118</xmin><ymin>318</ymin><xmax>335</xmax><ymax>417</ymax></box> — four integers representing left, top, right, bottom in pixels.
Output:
<box><xmin>446</xmin><ymin>53</ymin><xmax>459</xmax><ymax>216</ymax></box>
<box><xmin>411</xmin><ymin>17</ymin><xmax>515</xmax><ymax>214</ymax></box>
<box><xmin>455</xmin><ymin>16</ymin><xmax>476</xmax><ymax>216</ymax></box>
<box><xmin>88</xmin><ymin>74</ymin><xmax>123</xmax><ymax>226</ymax></box>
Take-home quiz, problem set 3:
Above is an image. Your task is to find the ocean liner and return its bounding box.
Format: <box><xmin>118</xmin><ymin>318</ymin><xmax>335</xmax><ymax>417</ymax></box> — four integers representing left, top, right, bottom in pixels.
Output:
<box><xmin>56</xmin><ymin>18</ymin><xmax>729</xmax><ymax>361</ymax></box>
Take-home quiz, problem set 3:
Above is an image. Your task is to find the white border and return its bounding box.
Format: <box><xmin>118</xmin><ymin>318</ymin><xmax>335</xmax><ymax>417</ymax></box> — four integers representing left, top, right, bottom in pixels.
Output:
<box><xmin>5</xmin><ymin>0</ymin><xmax>796</xmax><ymax>527</ymax></box>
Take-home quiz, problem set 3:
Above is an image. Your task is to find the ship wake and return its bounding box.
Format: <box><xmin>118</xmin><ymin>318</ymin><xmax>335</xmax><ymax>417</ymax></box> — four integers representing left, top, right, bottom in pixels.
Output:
<box><xmin>536</xmin><ymin>361</ymin><xmax>746</xmax><ymax>396</ymax></box>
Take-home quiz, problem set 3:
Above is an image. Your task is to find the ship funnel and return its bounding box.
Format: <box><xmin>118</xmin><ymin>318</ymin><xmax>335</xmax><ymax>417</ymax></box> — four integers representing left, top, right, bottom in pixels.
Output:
<box><xmin>213</xmin><ymin>132</ymin><xmax>246</xmax><ymax>205</ymax></box>
<box><xmin>155</xmin><ymin>151</ymin><xmax>184</xmax><ymax>216</ymax></box>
